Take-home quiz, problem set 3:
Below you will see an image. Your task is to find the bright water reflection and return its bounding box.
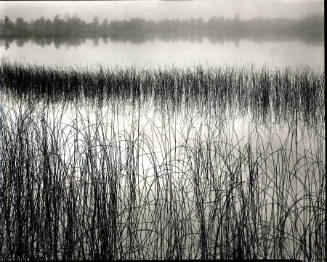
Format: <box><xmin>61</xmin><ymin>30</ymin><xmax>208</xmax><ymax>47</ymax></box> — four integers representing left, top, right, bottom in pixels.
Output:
<box><xmin>2</xmin><ymin>94</ymin><xmax>325</xmax><ymax>259</ymax></box>
<box><xmin>1</xmin><ymin>38</ymin><xmax>324</xmax><ymax>70</ymax></box>
<box><xmin>0</xmin><ymin>0</ymin><xmax>324</xmax><ymax>258</ymax></box>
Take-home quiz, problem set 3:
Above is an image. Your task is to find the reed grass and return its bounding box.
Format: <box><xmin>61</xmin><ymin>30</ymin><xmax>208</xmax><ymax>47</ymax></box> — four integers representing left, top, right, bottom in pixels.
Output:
<box><xmin>0</xmin><ymin>62</ymin><xmax>325</xmax><ymax>260</ymax></box>
<box><xmin>1</xmin><ymin>61</ymin><xmax>325</xmax><ymax>125</ymax></box>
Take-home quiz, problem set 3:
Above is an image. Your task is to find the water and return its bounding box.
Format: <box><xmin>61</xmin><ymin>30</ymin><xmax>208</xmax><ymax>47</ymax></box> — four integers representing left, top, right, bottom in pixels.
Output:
<box><xmin>0</xmin><ymin>1</ymin><xmax>324</xmax><ymax>70</ymax></box>
<box><xmin>2</xmin><ymin>92</ymin><xmax>325</xmax><ymax>259</ymax></box>
<box><xmin>1</xmin><ymin>0</ymin><xmax>325</xmax><ymax>260</ymax></box>
<box><xmin>1</xmin><ymin>37</ymin><xmax>324</xmax><ymax>70</ymax></box>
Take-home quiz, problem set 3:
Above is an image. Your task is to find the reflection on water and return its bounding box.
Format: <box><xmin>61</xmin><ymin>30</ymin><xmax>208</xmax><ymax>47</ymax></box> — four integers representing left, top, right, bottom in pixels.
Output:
<box><xmin>0</xmin><ymin>30</ymin><xmax>323</xmax><ymax>49</ymax></box>
<box><xmin>1</xmin><ymin>14</ymin><xmax>323</xmax><ymax>70</ymax></box>
<box><xmin>0</xmin><ymin>0</ymin><xmax>324</xmax><ymax>258</ymax></box>
<box><xmin>0</xmin><ymin>15</ymin><xmax>323</xmax><ymax>47</ymax></box>
<box><xmin>2</xmin><ymin>92</ymin><xmax>325</xmax><ymax>259</ymax></box>
<box><xmin>1</xmin><ymin>37</ymin><xmax>324</xmax><ymax>70</ymax></box>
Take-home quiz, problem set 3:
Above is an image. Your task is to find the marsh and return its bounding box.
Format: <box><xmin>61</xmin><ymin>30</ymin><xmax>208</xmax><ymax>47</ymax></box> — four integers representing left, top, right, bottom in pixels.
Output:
<box><xmin>0</xmin><ymin>0</ymin><xmax>325</xmax><ymax>260</ymax></box>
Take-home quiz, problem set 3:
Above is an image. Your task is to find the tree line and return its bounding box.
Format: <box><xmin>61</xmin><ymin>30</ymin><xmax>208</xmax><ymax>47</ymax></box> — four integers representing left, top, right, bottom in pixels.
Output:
<box><xmin>0</xmin><ymin>14</ymin><xmax>323</xmax><ymax>42</ymax></box>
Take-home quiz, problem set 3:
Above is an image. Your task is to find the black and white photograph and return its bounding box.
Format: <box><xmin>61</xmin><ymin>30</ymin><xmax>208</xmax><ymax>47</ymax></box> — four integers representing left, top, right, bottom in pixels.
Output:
<box><xmin>0</xmin><ymin>0</ymin><xmax>325</xmax><ymax>260</ymax></box>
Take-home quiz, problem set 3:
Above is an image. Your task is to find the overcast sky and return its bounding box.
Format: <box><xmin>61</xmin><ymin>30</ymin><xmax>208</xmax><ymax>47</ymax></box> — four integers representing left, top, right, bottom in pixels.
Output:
<box><xmin>0</xmin><ymin>0</ymin><xmax>323</xmax><ymax>22</ymax></box>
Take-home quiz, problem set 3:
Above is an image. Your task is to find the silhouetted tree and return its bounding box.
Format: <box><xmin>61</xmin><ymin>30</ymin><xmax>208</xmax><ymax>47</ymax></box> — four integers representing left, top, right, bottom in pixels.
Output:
<box><xmin>3</xmin><ymin>16</ymin><xmax>14</xmax><ymax>33</ymax></box>
<box><xmin>15</xmin><ymin>18</ymin><xmax>28</xmax><ymax>34</ymax></box>
<box><xmin>102</xmin><ymin>19</ymin><xmax>108</xmax><ymax>32</ymax></box>
<box><xmin>0</xmin><ymin>14</ymin><xmax>323</xmax><ymax>45</ymax></box>
<box><xmin>92</xmin><ymin>16</ymin><xmax>99</xmax><ymax>30</ymax></box>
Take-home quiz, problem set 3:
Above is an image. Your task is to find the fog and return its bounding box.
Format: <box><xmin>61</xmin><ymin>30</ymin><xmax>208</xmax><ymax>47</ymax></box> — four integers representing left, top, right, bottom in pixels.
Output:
<box><xmin>0</xmin><ymin>1</ymin><xmax>323</xmax><ymax>70</ymax></box>
<box><xmin>0</xmin><ymin>0</ymin><xmax>323</xmax><ymax>23</ymax></box>
<box><xmin>1</xmin><ymin>2</ymin><xmax>325</xmax><ymax>261</ymax></box>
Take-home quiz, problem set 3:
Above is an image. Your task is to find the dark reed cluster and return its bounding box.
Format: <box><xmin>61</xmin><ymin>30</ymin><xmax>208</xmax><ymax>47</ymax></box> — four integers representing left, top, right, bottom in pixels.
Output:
<box><xmin>1</xmin><ymin>61</ymin><xmax>325</xmax><ymax>125</ymax></box>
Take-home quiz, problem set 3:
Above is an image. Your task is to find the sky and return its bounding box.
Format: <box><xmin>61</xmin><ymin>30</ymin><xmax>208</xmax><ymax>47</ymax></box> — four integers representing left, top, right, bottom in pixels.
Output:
<box><xmin>0</xmin><ymin>0</ymin><xmax>324</xmax><ymax>23</ymax></box>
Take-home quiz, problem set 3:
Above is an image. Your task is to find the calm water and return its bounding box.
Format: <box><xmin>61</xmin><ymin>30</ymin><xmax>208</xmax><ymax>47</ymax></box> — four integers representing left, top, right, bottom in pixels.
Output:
<box><xmin>0</xmin><ymin>0</ymin><xmax>324</xmax><ymax>70</ymax></box>
<box><xmin>0</xmin><ymin>38</ymin><xmax>324</xmax><ymax>70</ymax></box>
<box><xmin>1</xmin><ymin>1</ymin><xmax>325</xmax><ymax>259</ymax></box>
<box><xmin>2</xmin><ymin>92</ymin><xmax>325</xmax><ymax>260</ymax></box>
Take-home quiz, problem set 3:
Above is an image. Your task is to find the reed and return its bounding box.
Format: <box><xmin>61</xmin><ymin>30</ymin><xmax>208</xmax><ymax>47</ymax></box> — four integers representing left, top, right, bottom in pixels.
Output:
<box><xmin>1</xmin><ymin>61</ymin><xmax>324</xmax><ymax>125</ymax></box>
<box><xmin>0</xmin><ymin>62</ymin><xmax>325</xmax><ymax>260</ymax></box>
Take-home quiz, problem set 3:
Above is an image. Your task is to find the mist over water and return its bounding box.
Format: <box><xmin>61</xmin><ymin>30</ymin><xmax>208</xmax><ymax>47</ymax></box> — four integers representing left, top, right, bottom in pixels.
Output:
<box><xmin>0</xmin><ymin>0</ymin><xmax>323</xmax><ymax>22</ymax></box>
<box><xmin>1</xmin><ymin>1</ymin><xmax>325</xmax><ymax>260</ymax></box>
<box><xmin>0</xmin><ymin>1</ymin><xmax>323</xmax><ymax>69</ymax></box>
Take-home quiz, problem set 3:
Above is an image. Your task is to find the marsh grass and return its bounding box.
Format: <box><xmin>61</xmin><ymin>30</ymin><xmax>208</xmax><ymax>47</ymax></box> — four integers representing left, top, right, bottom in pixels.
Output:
<box><xmin>1</xmin><ymin>61</ymin><xmax>325</xmax><ymax>125</ymax></box>
<box><xmin>0</xmin><ymin>62</ymin><xmax>325</xmax><ymax>260</ymax></box>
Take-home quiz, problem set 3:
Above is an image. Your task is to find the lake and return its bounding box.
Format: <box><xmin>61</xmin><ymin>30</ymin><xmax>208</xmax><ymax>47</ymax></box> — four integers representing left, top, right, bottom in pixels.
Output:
<box><xmin>0</xmin><ymin>0</ymin><xmax>324</xmax><ymax>70</ymax></box>
<box><xmin>0</xmin><ymin>37</ymin><xmax>324</xmax><ymax>70</ymax></box>
<box><xmin>0</xmin><ymin>0</ymin><xmax>325</xmax><ymax>260</ymax></box>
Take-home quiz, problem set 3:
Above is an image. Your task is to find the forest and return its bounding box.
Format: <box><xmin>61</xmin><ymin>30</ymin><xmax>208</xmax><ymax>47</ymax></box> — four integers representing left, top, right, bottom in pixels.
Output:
<box><xmin>0</xmin><ymin>14</ymin><xmax>323</xmax><ymax>44</ymax></box>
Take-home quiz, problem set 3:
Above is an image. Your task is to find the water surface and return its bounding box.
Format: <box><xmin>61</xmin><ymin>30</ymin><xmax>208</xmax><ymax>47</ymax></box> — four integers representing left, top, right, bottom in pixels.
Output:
<box><xmin>1</xmin><ymin>37</ymin><xmax>324</xmax><ymax>70</ymax></box>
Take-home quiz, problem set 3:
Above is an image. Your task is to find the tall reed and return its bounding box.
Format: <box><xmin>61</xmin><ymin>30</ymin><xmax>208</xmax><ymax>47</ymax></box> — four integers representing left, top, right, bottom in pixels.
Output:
<box><xmin>1</xmin><ymin>62</ymin><xmax>325</xmax><ymax>260</ymax></box>
<box><xmin>1</xmin><ymin>97</ymin><xmax>325</xmax><ymax>260</ymax></box>
<box><xmin>1</xmin><ymin>61</ymin><xmax>324</xmax><ymax>126</ymax></box>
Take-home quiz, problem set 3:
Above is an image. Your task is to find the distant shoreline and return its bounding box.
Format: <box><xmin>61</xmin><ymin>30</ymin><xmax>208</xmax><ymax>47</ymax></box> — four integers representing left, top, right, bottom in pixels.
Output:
<box><xmin>0</xmin><ymin>15</ymin><xmax>323</xmax><ymax>42</ymax></box>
